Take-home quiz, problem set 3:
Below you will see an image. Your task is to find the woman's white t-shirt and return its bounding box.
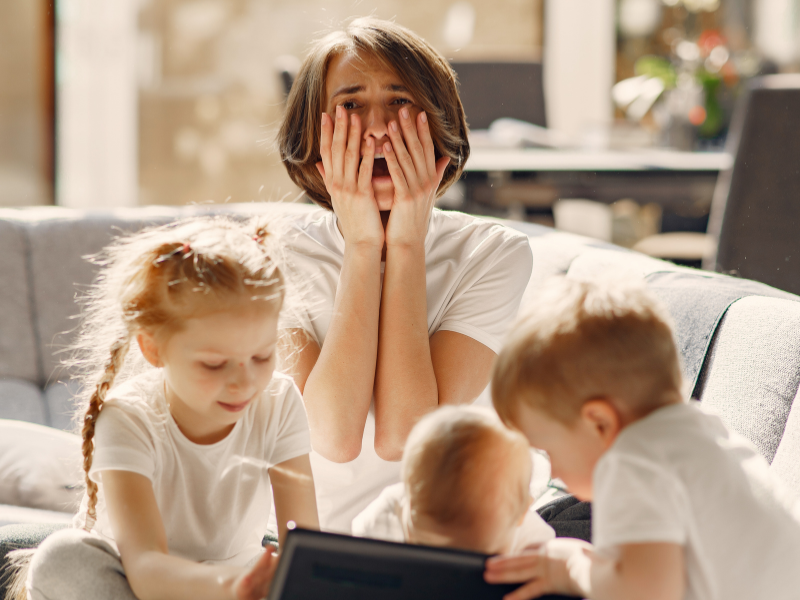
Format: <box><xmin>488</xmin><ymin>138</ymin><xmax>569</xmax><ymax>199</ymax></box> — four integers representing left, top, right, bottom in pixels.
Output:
<box><xmin>74</xmin><ymin>370</ymin><xmax>311</xmax><ymax>566</ymax></box>
<box><xmin>283</xmin><ymin>208</ymin><xmax>533</xmax><ymax>532</ymax></box>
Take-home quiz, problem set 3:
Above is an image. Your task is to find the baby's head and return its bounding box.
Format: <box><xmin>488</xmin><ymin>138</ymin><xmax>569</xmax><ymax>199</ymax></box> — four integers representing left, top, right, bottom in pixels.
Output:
<box><xmin>401</xmin><ymin>406</ymin><xmax>533</xmax><ymax>555</ymax></box>
<box><xmin>278</xmin><ymin>16</ymin><xmax>469</xmax><ymax>210</ymax></box>
<box><xmin>492</xmin><ymin>278</ymin><xmax>683</xmax><ymax>500</ymax></box>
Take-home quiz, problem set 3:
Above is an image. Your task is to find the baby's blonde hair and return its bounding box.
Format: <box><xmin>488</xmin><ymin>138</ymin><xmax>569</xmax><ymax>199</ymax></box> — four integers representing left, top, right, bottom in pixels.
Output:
<box><xmin>69</xmin><ymin>216</ymin><xmax>285</xmax><ymax>530</ymax></box>
<box><xmin>402</xmin><ymin>406</ymin><xmax>531</xmax><ymax>532</ymax></box>
<box><xmin>492</xmin><ymin>278</ymin><xmax>683</xmax><ymax>427</ymax></box>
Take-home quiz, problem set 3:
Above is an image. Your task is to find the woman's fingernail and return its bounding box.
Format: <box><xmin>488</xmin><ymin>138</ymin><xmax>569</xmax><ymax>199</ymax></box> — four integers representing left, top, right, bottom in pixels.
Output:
<box><xmin>321</xmin><ymin>113</ymin><xmax>328</xmax><ymax>125</ymax></box>
<box><xmin>350</xmin><ymin>114</ymin><xmax>357</xmax><ymax>125</ymax></box>
<box><xmin>390</xmin><ymin>121</ymin><xmax>398</xmax><ymax>132</ymax></box>
<box><xmin>420</xmin><ymin>111</ymin><xmax>427</xmax><ymax>124</ymax></box>
<box><xmin>336</xmin><ymin>106</ymin><xmax>343</xmax><ymax>119</ymax></box>
<box><xmin>384</xmin><ymin>142</ymin><xmax>393</xmax><ymax>153</ymax></box>
<box><xmin>401</xmin><ymin>107</ymin><xmax>409</xmax><ymax>120</ymax></box>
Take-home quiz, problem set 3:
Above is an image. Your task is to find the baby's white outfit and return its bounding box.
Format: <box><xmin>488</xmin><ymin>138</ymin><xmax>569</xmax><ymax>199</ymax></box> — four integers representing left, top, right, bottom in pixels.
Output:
<box><xmin>593</xmin><ymin>401</ymin><xmax>800</xmax><ymax>600</ymax></box>
<box><xmin>352</xmin><ymin>482</ymin><xmax>555</xmax><ymax>553</ymax></box>
<box><xmin>283</xmin><ymin>208</ymin><xmax>533</xmax><ymax>533</ymax></box>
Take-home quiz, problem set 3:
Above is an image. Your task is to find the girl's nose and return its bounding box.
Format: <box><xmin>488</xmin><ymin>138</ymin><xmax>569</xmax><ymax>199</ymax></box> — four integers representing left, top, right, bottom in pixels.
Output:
<box><xmin>229</xmin><ymin>362</ymin><xmax>256</xmax><ymax>394</ymax></box>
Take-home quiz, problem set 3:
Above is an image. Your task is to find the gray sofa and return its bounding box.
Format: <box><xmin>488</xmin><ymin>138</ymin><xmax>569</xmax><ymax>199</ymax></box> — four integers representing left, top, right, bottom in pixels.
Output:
<box><xmin>1</xmin><ymin>202</ymin><xmax>799</xmax><ymax>588</ymax></box>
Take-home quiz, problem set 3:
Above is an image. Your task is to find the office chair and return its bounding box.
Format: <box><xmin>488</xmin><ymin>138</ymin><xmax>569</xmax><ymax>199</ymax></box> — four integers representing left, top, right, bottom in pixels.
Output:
<box><xmin>703</xmin><ymin>75</ymin><xmax>800</xmax><ymax>294</ymax></box>
<box><xmin>449</xmin><ymin>61</ymin><xmax>546</xmax><ymax>130</ymax></box>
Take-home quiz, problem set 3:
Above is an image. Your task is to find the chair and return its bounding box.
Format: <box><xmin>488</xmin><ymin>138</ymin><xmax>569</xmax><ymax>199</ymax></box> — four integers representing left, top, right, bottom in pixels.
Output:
<box><xmin>449</xmin><ymin>61</ymin><xmax>546</xmax><ymax>130</ymax></box>
<box><xmin>703</xmin><ymin>74</ymin><xmax>800</xmax><ymax>295</ymax></box>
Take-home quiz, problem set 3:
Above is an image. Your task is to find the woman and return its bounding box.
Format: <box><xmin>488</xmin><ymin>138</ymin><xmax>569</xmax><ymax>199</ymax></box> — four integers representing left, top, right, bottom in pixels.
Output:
<box><xmin>278</xmin><ymin>17</ymin><xmax>533</xmax><ymax>533</ymax></box>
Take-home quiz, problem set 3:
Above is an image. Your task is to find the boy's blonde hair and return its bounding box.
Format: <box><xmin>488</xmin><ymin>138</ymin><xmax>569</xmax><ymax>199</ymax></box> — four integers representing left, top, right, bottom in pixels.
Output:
<box><xmin>278</xmin><ymin>17</ymin><xmax>469</xmax><ymax>209</ymax></box>
<box><xmin>402</xmin><ymin>406</ymin><xmax>530</xmax><ymax>531</ymax></box>
<box><xmin>492</xmin><ymin>278</ymin><xmax>683</xmax><ymax>426</ymax></box>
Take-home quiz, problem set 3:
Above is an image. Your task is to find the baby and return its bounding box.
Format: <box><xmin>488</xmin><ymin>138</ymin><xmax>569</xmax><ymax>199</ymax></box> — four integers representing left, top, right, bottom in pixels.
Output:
<box><xmin>352</xmin><ymin>406</ymin><xmax>555</xmax><ymax>555</ymax></box>
<box><xmin>485</xmin><ymin>278</ymin><xmax>800</xmax><ymax>600</ymax></box>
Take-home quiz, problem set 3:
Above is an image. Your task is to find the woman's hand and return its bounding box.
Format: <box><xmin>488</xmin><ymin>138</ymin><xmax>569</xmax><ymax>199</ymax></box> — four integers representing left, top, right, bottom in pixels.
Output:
<box><xmin>316</xmin><ymin>107</ymin><xmax>384</xmax><ymax>248</ymax></box>
<box><xmin>382</xmin><ymin>108</ymin><xmax>450</xmax><ymax>248</ymax></box>
<box><xmin>232</xmin><ymin>550</ymin><xmax>279</xmax><ymax>600</ymax></box>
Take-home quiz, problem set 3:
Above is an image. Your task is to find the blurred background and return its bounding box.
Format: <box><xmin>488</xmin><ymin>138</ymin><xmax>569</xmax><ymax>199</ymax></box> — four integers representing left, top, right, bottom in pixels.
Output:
<box><xmin>1</xmin><ymin>0</ymin><xmax>798</xmax><ymax>265</ymax></box>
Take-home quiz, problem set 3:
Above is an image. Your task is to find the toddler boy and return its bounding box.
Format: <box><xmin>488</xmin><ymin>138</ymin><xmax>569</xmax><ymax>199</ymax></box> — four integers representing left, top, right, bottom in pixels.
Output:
<box><xmin>352</xmin><ymin>406</ymin><xmax>554</xmax><ymax>555</ymax></box>
<box><xmin>485</xmin><ymin>278</ymin><xmax>800</xmax><ymax>600</ymax></box>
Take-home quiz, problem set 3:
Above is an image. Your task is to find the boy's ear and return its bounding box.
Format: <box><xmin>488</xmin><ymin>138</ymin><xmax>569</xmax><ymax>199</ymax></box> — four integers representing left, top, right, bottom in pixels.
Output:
<box><xmin>580</xmin><ymin>399</ymin><xmax>621</xmax><ymax>450</ymax></box>
<box><xmin>137</xmin><ymin>331</ymin><xmax>162</xmax><ymax>368</ymax></box>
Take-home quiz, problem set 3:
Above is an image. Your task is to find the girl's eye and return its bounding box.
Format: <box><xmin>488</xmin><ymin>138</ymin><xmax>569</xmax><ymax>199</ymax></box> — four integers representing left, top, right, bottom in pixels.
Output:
<box><xmin>201</xmin><ymin>362</ymin><xmax>226</xmax><ymax>371</ymax></box>
<box><xmin>253</xmin><ymin>355</ymin><xmax>273</xmax><ymax>364</ymax></box>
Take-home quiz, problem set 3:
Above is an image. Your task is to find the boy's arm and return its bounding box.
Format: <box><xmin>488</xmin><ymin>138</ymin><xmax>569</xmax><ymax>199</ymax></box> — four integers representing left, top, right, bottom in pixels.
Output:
<box><xmin>485</xmin><ymin>539</ymin><xmax>684</xmax><ymax>600</ymax></box>
<box><xmin>269</xmin><ymin>454</ymin><xmax>320</xmax><ymax>547</ymax></box>
<box><xmin>102</xmin><ymin>470</ymin><xmax>277</xmax><ymax>600</ymax></box>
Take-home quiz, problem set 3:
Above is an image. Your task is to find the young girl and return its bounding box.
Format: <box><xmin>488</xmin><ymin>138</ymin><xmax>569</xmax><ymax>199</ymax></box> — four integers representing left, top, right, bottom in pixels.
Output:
<box><xmin>277</xmin><ymin>17</ymin><xmax>534</xmax><ymax>533</ymax></box>
<box><xmin>8</xmin><ymin>216</ymin><xmax>319</xmax><ymax>600</ymax></box>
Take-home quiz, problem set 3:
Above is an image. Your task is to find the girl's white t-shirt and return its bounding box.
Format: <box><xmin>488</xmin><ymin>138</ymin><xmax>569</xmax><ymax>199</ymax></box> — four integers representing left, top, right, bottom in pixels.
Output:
<box><xmin>282</xmin><ymin>208</ymin><xmax>533</xmax><ymax>533</ymax></box>
<box><xmin>75</xmin><ymin>370</ymin><xmax>311</xmax><ymax>566</ymax></box>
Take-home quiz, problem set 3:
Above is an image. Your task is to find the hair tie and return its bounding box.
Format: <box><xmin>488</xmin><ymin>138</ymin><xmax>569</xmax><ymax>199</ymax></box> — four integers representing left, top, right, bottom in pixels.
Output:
<box><xmin>182</xmin><ymin>242</ymin><xmax>191</xmax><ymax>254</ymax></box>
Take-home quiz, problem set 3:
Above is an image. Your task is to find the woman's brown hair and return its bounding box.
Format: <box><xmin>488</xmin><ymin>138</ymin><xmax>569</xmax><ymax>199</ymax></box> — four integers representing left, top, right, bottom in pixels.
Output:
<box><xmin>278</xmin><ymin>17</ymin><xmax>470</xmax><ymax>210</ymax></box>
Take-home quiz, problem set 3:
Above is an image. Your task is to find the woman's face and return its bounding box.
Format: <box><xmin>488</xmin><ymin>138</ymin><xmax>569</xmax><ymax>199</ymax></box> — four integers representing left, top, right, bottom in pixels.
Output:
<box><xmin>323</xmin><ymin>51</ymin><xmax>424</xmax><ymax>211</ymax></box>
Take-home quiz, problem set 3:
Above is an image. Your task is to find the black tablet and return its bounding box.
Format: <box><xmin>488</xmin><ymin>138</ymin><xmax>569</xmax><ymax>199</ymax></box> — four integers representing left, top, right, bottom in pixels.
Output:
<box><xmin>267</xmin><ymin>527</ymin><xmax>519</xmax><ymax>600</ymax></box>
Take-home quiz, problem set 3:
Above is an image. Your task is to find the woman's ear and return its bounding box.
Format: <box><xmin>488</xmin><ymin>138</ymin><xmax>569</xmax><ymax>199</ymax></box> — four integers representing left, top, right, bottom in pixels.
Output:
<box><xmin>580</xmin><ymin>399</ymin><xmax>621</xmax><ymax>450</ymax></box>
<box><xmin>137</xmin><ymin>331</ymin><xmax>162</xmax><ymax>368</ymax></box>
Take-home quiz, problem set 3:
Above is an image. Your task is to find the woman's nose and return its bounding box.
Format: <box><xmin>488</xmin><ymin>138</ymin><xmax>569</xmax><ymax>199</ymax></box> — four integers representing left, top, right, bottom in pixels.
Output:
<box><xmin>362</xmin><ymin>105</ymin><xmax>391</xmax><ymax>142</ymax></box>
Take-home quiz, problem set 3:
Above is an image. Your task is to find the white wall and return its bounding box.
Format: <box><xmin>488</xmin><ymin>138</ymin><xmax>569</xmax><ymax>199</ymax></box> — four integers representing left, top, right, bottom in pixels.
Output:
<box><xmin>544</xmin><ymin>0</ymin><xmax>616</xmax><ymax>140</ymax></box>
<box><xmin>57</xmin><ymin>0</ymin><xmax>138</xmax><ymax>207</ymax></box>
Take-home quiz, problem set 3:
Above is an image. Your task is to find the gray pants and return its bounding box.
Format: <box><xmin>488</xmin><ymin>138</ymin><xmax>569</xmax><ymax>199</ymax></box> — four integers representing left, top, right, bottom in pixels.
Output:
<box><xmin>27</xmin><ymin>528</ymin><xmax>137</xmax><ymax>600</ymax></box>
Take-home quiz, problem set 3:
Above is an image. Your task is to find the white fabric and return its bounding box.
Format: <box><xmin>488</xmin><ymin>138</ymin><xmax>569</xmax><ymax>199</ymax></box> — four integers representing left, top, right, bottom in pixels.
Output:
<box><xmin>0</xmin><ymin>419</ymin><xmax>83</xmax><ymax>513</ymax></box>
<box><xmin>351</xmin><ymin>482</ymin><xmax>555</xmax><ymax>553</ymax></box>
<box><xmin>75</xmin><ymin>370</ymin><xmax>311</xmax><ymax>567</ymax></box>
<box><xmin>593</xmin><ymin>402</ymin><xmax>800</xmax><ymax>600</ymax></box>
<box><xmin>283</xmin><ymin>208</ymin><xmax>533</xmax><ymax>532</ymax></box>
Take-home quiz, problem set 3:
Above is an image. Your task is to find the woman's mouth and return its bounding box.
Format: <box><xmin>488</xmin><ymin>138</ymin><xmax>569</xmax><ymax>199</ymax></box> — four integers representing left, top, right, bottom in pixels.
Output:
<box><xmin>372</xmin><ymin>155</ymin><xmax>390</xmax><ymax>179</ymax></box>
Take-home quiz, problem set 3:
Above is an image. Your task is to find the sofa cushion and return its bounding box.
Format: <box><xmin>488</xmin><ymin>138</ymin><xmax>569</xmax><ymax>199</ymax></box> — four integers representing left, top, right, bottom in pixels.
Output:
<box><xmin>0</xmin><ymin>420</ymin><xmax>83</xmax><ymax>513</ymax></box>
<box><xmin>769</xmin><ymin>383</ymin><xmax>800</xmax><ymax>503</ymax></box>
<box><xmin>0</xmin><ymin>380</ymin><xmax>47</xmax><ymax>425</ymax></box>
<box><xmin>0</xmin><ymin>214</ymin><xmax>39</xmax><ymax>383</ymax></box>
<box><xmin>696</xmin><ymin>296</ymin><xmax>800</xmax><ymax>471</ymax></box>
<box><xmin>45</xmin><ymin>380</ymin><xmax>82</xmax><ymax>431</ymax></box>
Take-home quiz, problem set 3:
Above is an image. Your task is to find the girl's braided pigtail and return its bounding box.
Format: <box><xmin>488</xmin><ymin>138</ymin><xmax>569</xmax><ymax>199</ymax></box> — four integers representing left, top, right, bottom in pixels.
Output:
<box><xmin>81</xmin><ymin>336</ymin><xmax>131</xmax><ymax>531</ymax></box>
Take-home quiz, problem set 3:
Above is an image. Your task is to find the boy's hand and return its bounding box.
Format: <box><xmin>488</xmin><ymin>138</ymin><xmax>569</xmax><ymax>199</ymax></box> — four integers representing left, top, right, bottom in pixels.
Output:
<box><xmin>233</xmin><ymin>550</ymin><xmax>279</xmax><ymax>600</ymax></box>
<box><xmin>484</xmin><ymin>539</ymin><xmax>593</xmax><ymax>600</ymax></box>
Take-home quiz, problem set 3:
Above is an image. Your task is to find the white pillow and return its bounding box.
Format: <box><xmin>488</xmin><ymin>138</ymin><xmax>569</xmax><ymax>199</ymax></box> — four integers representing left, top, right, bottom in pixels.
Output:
<box><xmin>0</xmin><ymin>419</ymin><xmax>83</xmax><ymax>513</ymax></box>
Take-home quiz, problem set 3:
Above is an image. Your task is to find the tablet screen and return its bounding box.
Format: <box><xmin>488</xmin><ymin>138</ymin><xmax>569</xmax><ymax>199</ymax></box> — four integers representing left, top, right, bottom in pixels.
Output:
<box><xmin>267</xmin><ymin>527</ymin><xmax>519</xmax><ymax>600</ymax></box>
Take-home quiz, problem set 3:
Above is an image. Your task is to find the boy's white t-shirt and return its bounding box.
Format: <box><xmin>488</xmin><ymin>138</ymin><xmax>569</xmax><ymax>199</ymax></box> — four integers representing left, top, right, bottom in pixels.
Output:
<box><xmin>283</xmin><ymin>208</ymin><xmax>533</xmax><ymax>533</ymax></box>
<box><xmin>593</xmin><ymin>402</ymin><xmax>800</xmax><ymax>600</ymax></box>
<box><xmin>74</xmin><ymin>370</ymin><xmax>311</xmax><ymax>567</ymax></box>
<box><xmin>351</xmin><ymin>482</ymin><xmax>555</xmax><ymax>553</ymax></box>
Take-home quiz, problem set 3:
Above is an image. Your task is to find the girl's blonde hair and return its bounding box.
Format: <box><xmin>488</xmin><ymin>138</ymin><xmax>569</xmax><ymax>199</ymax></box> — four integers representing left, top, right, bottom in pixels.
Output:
<box><xmin>69</xmin><ymin>216</ymin><xmax>285</xmax><ymax>530</ymax></box>
<box><xmin>278</xmin><ymin>17</ymin><xmax>469</xmax><ymax>210</ymax></box>
<box><xmin>492</xmin><ymin>278</ymin><xmax>684</xmax><ymax>427</ymax></box>
<box><xmin>402</xmin><ymin>406</ymin><xmax>530</xmax><ymax>531</ymax></box>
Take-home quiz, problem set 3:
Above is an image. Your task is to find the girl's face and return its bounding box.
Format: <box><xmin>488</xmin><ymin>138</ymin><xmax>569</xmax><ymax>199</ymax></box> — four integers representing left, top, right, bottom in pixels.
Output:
<box><xmin>324</xmin><ymin>51</ymin><xmax>424</xmax><ymax>211</ymax></box>
<box><xmin>142</xmin><ymin>302</ymin><xmax>279</xmax><ymax>444</ymax></box>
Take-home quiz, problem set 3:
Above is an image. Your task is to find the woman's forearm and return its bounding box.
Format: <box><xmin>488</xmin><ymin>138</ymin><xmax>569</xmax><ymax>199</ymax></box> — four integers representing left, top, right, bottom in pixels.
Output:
<box><xmin>374</xmin><ymin>242</ymin><xmax>438</xmax><ymax>461</ymax></box>
<box><xmin>302</xmin><ymin>242</ymin><xmax>383</xmax><ymax>462</ymax></box>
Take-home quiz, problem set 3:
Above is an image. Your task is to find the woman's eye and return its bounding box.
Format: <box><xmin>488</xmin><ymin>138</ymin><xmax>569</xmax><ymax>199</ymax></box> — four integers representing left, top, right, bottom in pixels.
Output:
<box><xmin>392</xmin><ymin>97</ymin><xmax>412</xmax><ymax>106</ymax></box>
<box><xmin>202</xmin><ymin>362</ymin><xmax>226</xmax><ymax>371</ymax></box>
<box><xmin>341</xmin><ymin>100</ymin><xmax>358</xmax><ymax>110</ymax></box>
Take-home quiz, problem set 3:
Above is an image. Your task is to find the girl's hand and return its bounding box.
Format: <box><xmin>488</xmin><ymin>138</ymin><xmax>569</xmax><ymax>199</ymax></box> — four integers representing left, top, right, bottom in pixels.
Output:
<box><xmin>316</xmin><ymin>107</ymin><xmax>384</xmax><ymax>249</ymax></box>
<box><xmin>232</xmin><ymin>549</ymin><xmax>280</xmax><ymax>600</ymax></box>
<box><xmin>383</xmin><ymin>108</ymin><xmax>450</xmax><ymax>248</ymax></box>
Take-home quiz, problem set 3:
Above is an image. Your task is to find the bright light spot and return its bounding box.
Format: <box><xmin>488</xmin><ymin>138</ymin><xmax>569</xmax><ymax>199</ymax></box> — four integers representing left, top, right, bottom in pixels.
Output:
<box><xmin>443</xmin><ymin>2</ymin><xmax>476</xmax><ymax>49</ymax></box>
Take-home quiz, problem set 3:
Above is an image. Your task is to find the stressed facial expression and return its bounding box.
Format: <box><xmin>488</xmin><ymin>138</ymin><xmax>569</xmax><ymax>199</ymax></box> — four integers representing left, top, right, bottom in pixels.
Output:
<box><xmin>324</xmin><ymin>51</ymin><xmax>424</xmax><ymax>211</ymax></box>
<box><xmin>148</xmin><ymin>302</ymin><xmax>279</xmax><ymax>444</ymax></box>
<box><xmin>512</xmin><ymin>402</ymin><xmax>604</xmax><ymax>501</ymax></box>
